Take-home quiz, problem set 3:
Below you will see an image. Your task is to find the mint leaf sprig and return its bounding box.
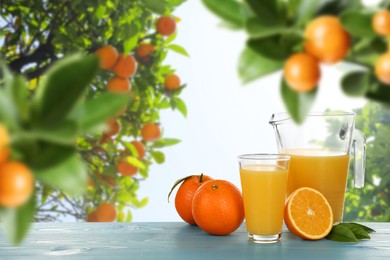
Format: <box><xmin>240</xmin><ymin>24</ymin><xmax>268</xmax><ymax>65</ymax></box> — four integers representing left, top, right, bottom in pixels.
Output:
<box><xmin>326</xmin><ymin>223</ymin><xmax>375</xmax><ymax>242</ymax></box>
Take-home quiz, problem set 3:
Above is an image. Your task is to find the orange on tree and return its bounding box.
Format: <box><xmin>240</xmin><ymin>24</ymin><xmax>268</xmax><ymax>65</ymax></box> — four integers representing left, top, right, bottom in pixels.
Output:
<box><xmin>136</xmin><ymin>43</ymin><xmax>156</xmax><ymax>63</ymax></box>
<box><xmin>0</xmin><ymin>161</ymin><xmax>34</xmax><ymax>208</ymax></box>
<box><xmin>95</xmin><ymin>45</ymin><xmax>119</xmax><ymax>70</ymax></box>
<box><xmin>131</xmin><ymin>140</ymin><xmax>146</xmax><ymax>159</ymax></box>
<box><xmin>104</xmin><ymin>119</ymin><xmax>120</xmax><ymax>136</ymax></box>
<box><xmin>87</xmin><ymin>211</ymin><xmax>98</xmax><ymax>222</ymax></box>
<box><xmin>284</xmin><ymin>53</ymin><xmax>321</xmax><ymax>92</ymax></box>
<box><xmin>157</xmin><ymin>16</ymin><xmax>176</xmax><ymax>36</ymax></box>
<box><xmin>107</xmin><ymin>77</ymin><xmax>131</xmax><ymax>93</ymax></box>
<box><xmin>304</xmin><ymin>16</ymin><xmax>350</xmax><ymax>64</ymax></box>
<box><xmin>141</xmin><ymin>123</ymin><xmax>161</xmax><ymax>142</ymax></box>
<box><xmin>96</xmin><ymin>203</ymin><xmax>117</xmax><ymax>222</ymax></box>
<box><xmin>284</xmin><ymin>187</ymin><xmax>333</xmax><ymax>240</ymax></box>
<box><xmin>111</xmin><ymin>54</ymin><xmax>137</xmax><ymax>78</ymax></box>
<box><xmin>192</xmin><ymin>179</ymin><xmax>245</xmax><ymax>235</ymax></box>
<box><xmin>169</xmin><ymin>174</ymin><xmax>213</xmax><ymax>225</ymax></box>
<box><xmin>375</xmin><ymin>52</ymin><xmax>390</xmax><ymax>85</ymax></box>
<box><xmin>164</xmin><ymin>74</ymin><xmax>181</xmax><ymax>91</ymax></box>
<box><xmin>117</xmin><ymin>160</ymin><xmax>138</xmax><ymax>177</ymax></box>
<box><xmin>373</xmin><ymin>10</ymin><xmax>390</xmax><ymax>36</ymax></box>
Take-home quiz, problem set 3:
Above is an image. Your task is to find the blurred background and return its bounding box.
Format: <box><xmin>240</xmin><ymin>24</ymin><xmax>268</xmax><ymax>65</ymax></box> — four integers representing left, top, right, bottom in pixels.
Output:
<box><xmin>133</xmin><ymin>1</ymin><xmax>369</xmax><ymax>222</ymax></box>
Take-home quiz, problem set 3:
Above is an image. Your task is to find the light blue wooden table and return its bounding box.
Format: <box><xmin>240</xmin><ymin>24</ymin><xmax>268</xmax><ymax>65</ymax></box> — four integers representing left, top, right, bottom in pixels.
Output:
<box><xmin>0</xmin><ymin>222</ymin><xmax>389</xmax><ymax>259</ymax></box>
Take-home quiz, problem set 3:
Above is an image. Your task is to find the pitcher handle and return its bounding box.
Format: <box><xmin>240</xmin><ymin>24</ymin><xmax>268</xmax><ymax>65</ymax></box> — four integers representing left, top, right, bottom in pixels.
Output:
<box><xmin>352</xmin><ymin>129</ymin><xmax>366</xmax><ymax>188</ymax></box>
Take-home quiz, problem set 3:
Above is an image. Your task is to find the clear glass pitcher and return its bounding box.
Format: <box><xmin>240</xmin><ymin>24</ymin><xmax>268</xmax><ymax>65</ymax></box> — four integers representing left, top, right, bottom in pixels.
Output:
<box><xmin>269</xmin><ymin>112</ymin><xmax>366</xmax><ymax>223</ymax></box>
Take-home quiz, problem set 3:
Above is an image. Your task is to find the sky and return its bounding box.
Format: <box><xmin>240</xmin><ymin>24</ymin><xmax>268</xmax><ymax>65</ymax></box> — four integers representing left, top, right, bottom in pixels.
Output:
<box><xmin>132</xmin><ymin>1</ymin><xmax>368</xmax><ymax>222</ymax></box>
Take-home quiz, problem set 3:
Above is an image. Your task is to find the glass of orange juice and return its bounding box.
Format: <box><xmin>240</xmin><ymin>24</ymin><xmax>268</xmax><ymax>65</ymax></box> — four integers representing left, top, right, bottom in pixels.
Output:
<box><xmin>238</xmin><ymin>154</ymin><xmax>290</xmax><ymax>243</ymax></box>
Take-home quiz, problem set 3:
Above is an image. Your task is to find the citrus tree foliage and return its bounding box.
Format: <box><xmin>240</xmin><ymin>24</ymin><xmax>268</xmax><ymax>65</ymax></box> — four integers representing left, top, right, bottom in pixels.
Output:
<box><xmin>202</xmin><ymin>0</ymin><xmax>390</xmax><ymax>123</ymax></box>
<box><xmin>344</xmin><ymin>102</ymin><xmax>390</xmax><ymax>222</ymax></box>
<box><xmin>0</xmin><ymin>0</ymin><xmax>188</xmax><ymax>232</ymax></box>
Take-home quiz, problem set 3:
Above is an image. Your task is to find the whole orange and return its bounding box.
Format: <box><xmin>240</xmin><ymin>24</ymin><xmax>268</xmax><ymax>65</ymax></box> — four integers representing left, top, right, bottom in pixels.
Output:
<box><xmin>172</xmin><ymin>174</ymin><xmax>213</xmax><ymax>225</ymax></box>
<box><xmin>304</xmin><ymin>16</ymin><xmax>350</xmax><ymax>64</ymax></box>
<box><xmin>192</xmin><ymin>179</ymin><xmax>245</xmax><ymax>236</ymax></box>
<box><xmin>95</xmin><ymin>45</ymin><xmax>118</xmax><ymax>70</ymax></box>
<box><xmin>141</xmin><ymin>123</ymin><xmax>161</xmax><ymax>142</ymax></box>
<box><xmin>0</xmin><ymin>161</ymin><xmax>34</xmax><ymax>208</ymax></box>
<box><xmin>96</xmin><ymin>203</ymin><xmax>117</xmax><ymax>222</ymax></box>
<box><xmin>284</xmin><ymin>53</ymin><xmax>321</xmax><ymax>92</ymax></box>
<box><xmin>112</xmin><ymin>54</ymin><xmax>137</xmax><ymax>78</ymax></box>
<box><xmin>164</xmin><ymin>74</ymin><xmax>181</xmax><ymax>91</ymax></box>
<box><xmin>373</xmin><ymin>10</ymin><xmax>390</xmax><ymax>36</ymax></box>
<box><xmin>136</xmin><ymin>43</ymin><xmax>156</xmax><ymax>63</ymax></box>
<box><xmin>375</xmin><ymin>52</ymin><xmax>390</xmax><ymax>85</ymax></box>
<box><xmin>107</xmin><ymin>77</ymin><xmax>131</xmax><ymax>93</ymax></box>
<box><xmin>157</xmin><ymin>16</ymin><xmax>176</xmax><ymax>36</ymax></box>
<box><xmin>117</xmin><ymin>161</ymin><xmax>138</xmax><ymax>177</ymax></box>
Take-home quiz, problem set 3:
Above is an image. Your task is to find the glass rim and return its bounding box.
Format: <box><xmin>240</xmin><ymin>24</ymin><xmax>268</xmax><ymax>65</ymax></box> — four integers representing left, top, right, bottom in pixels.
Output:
<box><xmin>237</xmin><ymin>153</ymin><xmax>290</xmax><ymax>161</ymax></box>
<box><xmin>269</xmin><ymin>111</ymin><xmax>356</xmax><ymax>125</ymax></box>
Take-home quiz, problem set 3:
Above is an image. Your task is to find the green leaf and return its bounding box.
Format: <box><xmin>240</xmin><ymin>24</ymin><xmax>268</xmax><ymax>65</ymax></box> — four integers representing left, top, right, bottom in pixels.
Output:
<box><xmin>281</xmin><ymin>79</ymin><xmax>317</xmax><ymax>124</ymax></box>
<box><xmin>246</xmin><ymin>17</ymin><xmax>289</xmax><ymax>39</ymax></box>
<box><xmin>143</xmin><ymin>0</ymin><xmax>168</xmax><ymax>14</ymax></box>
<box><xmin>247</xmin><ymin>33</ymin><xmax>302</xmax><ymax>61</ymax></box>
<box><xmin>202</xmin><ymin>0</ymin><xmax>247</xmax><ymax>29</ymax></box>
<box><xmin>0</xmin><ymin>195</ymin><xmax>35</xmax><ymax>245</ymax></box>
<box><xmin>7</xmin><ymin>75</ymin><xmax>29</xmax><ymax>123</ymax></box>
<box><xmin>33</xmin><ymin>145</ymin><xmax>87</xmax><ymax>195</ymax></box>
<box><xmin>31</xmin><ymin>119</ymin><xmax>79</xmax><ymax>145</ymax></box>
<box><xmin>174</xmin><ymin>97</ymin><xmax>187</xmax><ymax>117</ymax></box>
<box><xmin>245</xmin><ymin>0</ymin><xmax>284</xmax><ymax>26</ymax></box>
<box><xmin>326</xmin><ymin>224</ymin><xmax>359</xmax><ymax>242</ymax></box>
<box><xmin>76</xmin><ymin>93</ymin><xmax>129</xmax><ymax>132</ymax></box>
<box><xmin>340</xmin><ymin>11</ymin><xmax>376</xmax><ymax>38</ymax></box>
<box><xmin>348</xmin><ymin>223</ymin><xmax>375</xmax><ymax>233</ymax></box>
<box><xmin>0</xmin><ymin>64</ymin><xmax>18</xmax><ymax>130</ymax></box>
<box><xmin>341</xmin><ymin>71</ymin><xmax>370</xmax><ymax>97</ymax></box>
<box><xmin>34</xmin><ymin>54</ymin><xmax>99</xmax><ymax>127</ymax></box>
<box><xmin>317</xmin><ymin>0</ymin><xmax>362</xmax><ymax>16</ymax></box>
<box><xmin>343</xmin><ymin>223</ymin><xmax>371</xmax><ymax>239</ymax></box>
<box><xmin>123</xmin><ymin>24</ymin><xmax>139</xmax><ymax>53</ymax></box>
<box><xmin>125</xmin><ymin>156</ymin><xmax>145</xmax><ymax>169</ymax></box>
<box><xmin>153</xmin><ymin>138</ymin><xmax>181</xmax><ymax>148</ymax></box>
<box><xmin>165</xmin><ymin>31</ymin><xmax>177</xmax><ymax>44</ymax></box>
<box><xmin>151</xmin><ymin>151</ymin><xmax>165</xmax><ymax>164</ymax></box>
<box><xmin>366</xmin><ymin>80</ymin><xmax>390</xmax><ymax>105</ymax></box>
<box><xmin>238</xmin><ymin>47</ymin><xmax>283</xmax><ymax>84</ymax></box>
<box><xmin>0</xmin><ymin>89</ymin><xmax>18</xmax><ymax>130</ymax></box>
<box><xmin>166</xmin><ymin>44</ymin><xmax>190</xmax><ymax>57</ymax></box>
<box><xmin>291</xmin><ymin>0</ymin><xmax>323</xmax><ymax>26</ymax></box>
<box><xmin>167</xmin><ymin>0</ymin><xmax>186</xmax><ymax>7</ymax></box>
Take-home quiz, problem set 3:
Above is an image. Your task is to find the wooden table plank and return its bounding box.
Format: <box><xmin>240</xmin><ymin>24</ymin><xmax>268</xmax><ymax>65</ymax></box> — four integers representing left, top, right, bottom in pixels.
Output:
<box><xmin>0</xmin><ymin>222</ymin><xmax>389</xmax><ymax>259</ymax></box>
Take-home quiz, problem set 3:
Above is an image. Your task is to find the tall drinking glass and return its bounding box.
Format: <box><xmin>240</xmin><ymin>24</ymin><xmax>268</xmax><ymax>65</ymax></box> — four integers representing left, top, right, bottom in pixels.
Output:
<box><xmin>238</xmin><ymin>154</ymin><xmax>290</xmax><ymax>243</ymax></box>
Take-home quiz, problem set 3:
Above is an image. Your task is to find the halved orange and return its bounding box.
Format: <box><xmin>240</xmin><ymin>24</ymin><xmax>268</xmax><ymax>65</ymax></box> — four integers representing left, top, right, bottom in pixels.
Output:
<box><xmin>284</xmin><ymin>187</ymin><xmax>333</xmax><ymax>240</ymax></box>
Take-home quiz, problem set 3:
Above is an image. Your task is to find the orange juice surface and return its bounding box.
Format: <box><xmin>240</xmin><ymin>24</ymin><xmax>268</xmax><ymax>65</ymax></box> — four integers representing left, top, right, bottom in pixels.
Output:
<box><xmin>240</xmin><ymin>165</ymin><xmax>288</xmax><ymax>236</ymax></box>
<box><xmin>285</xmin><ymin>149</ymin><xmax>350</xmax><ymax>224</ymax></box>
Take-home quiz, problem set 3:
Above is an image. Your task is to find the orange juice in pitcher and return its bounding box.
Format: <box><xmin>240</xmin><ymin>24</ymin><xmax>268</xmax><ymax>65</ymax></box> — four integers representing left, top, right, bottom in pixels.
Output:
<box><xmin>269</xmin><ymin>112</ymin><xmax>366</xmax><ymax>224</ymax></box>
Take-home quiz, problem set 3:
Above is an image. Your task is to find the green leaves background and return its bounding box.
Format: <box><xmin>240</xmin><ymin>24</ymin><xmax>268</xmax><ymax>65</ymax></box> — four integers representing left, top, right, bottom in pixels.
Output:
<box><xmin>202</xmin><ymin>0</ymin><xmax>390</xmax><ymax>123</ymax></box>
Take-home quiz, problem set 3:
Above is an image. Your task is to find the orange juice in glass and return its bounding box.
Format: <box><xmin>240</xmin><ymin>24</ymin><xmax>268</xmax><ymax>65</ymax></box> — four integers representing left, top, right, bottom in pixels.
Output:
<box><xmin>238</xmin><ymin>154</ymin><xmax>290</xmax><ymax>243</ymax></box>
